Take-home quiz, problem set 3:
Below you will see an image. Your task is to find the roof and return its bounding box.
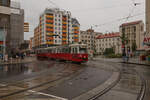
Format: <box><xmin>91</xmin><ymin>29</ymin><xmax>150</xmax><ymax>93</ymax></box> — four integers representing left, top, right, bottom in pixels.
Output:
<box><xmin>120</xmin><ymin>20</ymin><xmax>143</xmax><ymax>27</ymax></box>
<box><xmin>96</xmin><ymin>32</ymin><xmax>120</xmax><ymax>39</ymax></box>
<box><xmin>71</xmin><ymin>18</ymin><xmax>80</xmax><ymax>25</ymax></box>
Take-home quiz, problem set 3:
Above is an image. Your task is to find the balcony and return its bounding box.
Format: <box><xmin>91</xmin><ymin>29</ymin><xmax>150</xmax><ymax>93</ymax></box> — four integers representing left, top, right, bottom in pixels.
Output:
<box><xmin>46</xmin><ymin>28</ymin><xmax>54</xmax><ymax>32</ymax></box>
<box><xmin>62</xmin><ymin>34</ymin><xmax>67</xmax><ymax>37</ymax></box>
<box><xmin>46</xmin><ymin>24</ymin><xmax>54</xmax><ymax>27</ymax></box>
<box><xmin>62</xmin><ymin>30</ymin><xmax>67</xmax><ymax>33</ymax></box>
<box><xmin>62</xmin><ymin>22</ymin><xmax>67</xmax><ymax>24</ymax></box>
<box><xmin>74</xmin><ymin>27</ymin><xmax>79</xmax><ymax>30</ymax></box>
<box><xmin>46</xmin><ymin>20</ymin><xmax>54</xmax><ymax>23</ymax></box>
<box><xmin>46</xmin><ymin>15</ymin><xmax>54</xmax><ymax>18</ymax></box>
<box><xmin>62</xmin><ymin>18</ymin><xmax>67</xmax><ymax>21</ymax></box>
<box><xmin>62</xmin><ymin>38</ymin><xmax>67</xmax><ymax>41</ymax></box>
<box><xmin>62</xmin><ymin>26</ymin><xmax>67</xmax><ymax>29</ymax></box>
<box><xmin>74</xmin><ymin>35</ymin><xmax>78</xmax><ymax>37</ymax></box>
<box><xmin>74</xmin><ymin>39</ymin><xmax>79</xmax><ymax>42</ymax></box>
<box><xmin>46</xmin><ymin>37</ymin><xmax>53</xmax><ymax>40</ymax></box>
<box><xmin>47</xmin><ymin>33</ymin><xmax>54</xmax><ymax>35</ymax></box>
<box><xmin>74</xmin><ymin>31</ymin><xmax>79</xmax><ymax>34</ymax></box>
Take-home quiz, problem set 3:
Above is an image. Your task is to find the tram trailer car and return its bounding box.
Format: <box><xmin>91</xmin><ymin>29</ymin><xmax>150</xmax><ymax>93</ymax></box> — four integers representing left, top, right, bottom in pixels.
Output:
<box><xmin>36</xmin><ymin>44</ymin><xmax>88</xmax><ymax>63</ymax></box>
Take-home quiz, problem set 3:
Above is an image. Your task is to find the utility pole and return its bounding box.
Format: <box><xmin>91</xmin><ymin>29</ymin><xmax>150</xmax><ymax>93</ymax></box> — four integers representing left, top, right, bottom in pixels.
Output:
<box><xmin>90</xmin><ymin>26</ymin><xmax>94</xmax><ymax>57</ymax></box>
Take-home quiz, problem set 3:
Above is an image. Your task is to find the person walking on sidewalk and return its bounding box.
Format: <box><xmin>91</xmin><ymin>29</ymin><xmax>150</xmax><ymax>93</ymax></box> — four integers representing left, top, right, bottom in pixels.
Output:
<box><xmin>122</xmin><ymin>51</ymin><xmax>126</xmax><ymax>63</ymax></box>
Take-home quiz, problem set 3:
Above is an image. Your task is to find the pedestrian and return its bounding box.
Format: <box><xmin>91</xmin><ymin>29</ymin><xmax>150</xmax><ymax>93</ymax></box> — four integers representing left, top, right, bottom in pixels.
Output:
<box><xmin>4</xmin><ymin>54</ymin><xmax>8</xmax><ymax>62</ymax></box>
<box><xmin>122</xmin><ymin>51</ymin><xmax>126</xmax><ymax>63</ymax></box>
<box><xmin>126</xmin><ymin>51</ymin><xmax>130</xmax><ymax>63</ymax></box>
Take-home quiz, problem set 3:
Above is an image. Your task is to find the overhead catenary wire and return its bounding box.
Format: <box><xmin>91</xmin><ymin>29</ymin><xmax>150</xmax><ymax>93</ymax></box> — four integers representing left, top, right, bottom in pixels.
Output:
<box><xmin>47</xmin><ymin>0</ymin><xmax>59</xmax><ymax>8</ymax></box>
<box><xmin>90</xmin><ymin>1</ymin><xmax>144</xmax><ymax>29</ymax></box>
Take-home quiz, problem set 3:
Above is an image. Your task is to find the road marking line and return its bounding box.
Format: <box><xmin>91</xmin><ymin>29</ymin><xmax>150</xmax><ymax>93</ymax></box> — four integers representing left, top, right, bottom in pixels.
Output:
<box><xmin>0</xmin><ymin>83</ymin><xmax>7</xmax><ymax>87</ymax></box>
<box><xmin>28</xmin><ymin>90</ymin><xmax>68</xmax><ymax>100</ymax></box>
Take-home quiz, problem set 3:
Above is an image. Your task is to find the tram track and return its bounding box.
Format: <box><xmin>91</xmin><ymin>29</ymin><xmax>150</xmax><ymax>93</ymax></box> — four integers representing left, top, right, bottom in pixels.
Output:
<box><xmin>136</xmin><ymin>71</ymin><xmax>146</xmax><ymax>100</ymax></box>
<box><xmin>0</xmin><ymin>62</ymin><xmax>85</xmax><ymax>99</ymax></box>
<box><xmin>86</xmin><ymin>61</ymin><xmax>146</xmax><ymax>100</ymax></box>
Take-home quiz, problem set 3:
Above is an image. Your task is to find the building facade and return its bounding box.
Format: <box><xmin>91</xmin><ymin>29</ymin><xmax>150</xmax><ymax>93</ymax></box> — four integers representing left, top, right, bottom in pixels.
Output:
<box><xmin>0</xmin><ymin>0</ymin><xmax>24</xmax><ymax>54</ymax></box>
<box><xmin>96</xmin><ymin>32</ymin><xmax>122</xmax><ymax>54</ymax></box>
<box><xmin>10</xmin><ymin>9</ymin><xmax>24</xmax><ymax>50</ymax></box>
<box><xmin>29</xmin><ymin>37</ymin><xmax>34</xmax><ymax>50</ymax></box>
<box><xmin>146</xmin><ymin>0</ymin><xmax>150</xmax><ymax>36</ymax></box>
<box><xmin>80</xmin><ymin>29</ymin><xmax>102</xmax><ymax>55</ymax></box>
<box><xmin>33</xmin><ymin>8</ymin><xmax>80</xmax><ymax>49</ymax></box>
<box><xmin>0</xmin><ymin>0</ymin><xmax>10</xmax><ymax>7</ymax></box>
<box><xmin>120</xmin><ymin>20</ymin><xmax>144</xmax><ymax>52</ymax></box>
<box><xmin>34</xmin><ymin>26</ymin><xmax>40</xmax><ymax>48</ymax></box>
<box><xmin>70</xmin><ymin>18</ymin><xmax>80</xmax><ymax>44</ymax></box>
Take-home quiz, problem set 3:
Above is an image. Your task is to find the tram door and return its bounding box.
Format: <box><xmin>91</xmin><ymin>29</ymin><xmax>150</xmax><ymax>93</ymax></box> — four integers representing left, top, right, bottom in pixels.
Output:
<box><xmin>71</xmin><ymin>46</ymin><xmax>79</xmax><ymax>54</ymax></box>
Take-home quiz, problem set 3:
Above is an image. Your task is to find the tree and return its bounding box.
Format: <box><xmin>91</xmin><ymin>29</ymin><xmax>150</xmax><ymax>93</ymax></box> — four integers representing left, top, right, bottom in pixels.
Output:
<box><xmin>132</xmin><ymin>42</ymin><xmax>137</xmax><ymax>52</ymax></box>
<box><xmin>104</xmin><ymin>48</ymin><xmax>114</xmax><ymax>55</ymax></box>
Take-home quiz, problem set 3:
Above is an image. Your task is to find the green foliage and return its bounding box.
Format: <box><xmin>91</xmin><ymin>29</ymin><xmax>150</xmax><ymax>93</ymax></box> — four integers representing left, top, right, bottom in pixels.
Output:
<box><xmin>132</xmin><ymin>42</ymin><xmax>137</xmax><ymax>52</ymax></box>
<box><xmin>120</xmin><ymin>30</ymin><xmax>128</xmax><ymax>45</ymax></box>
<box><xmin>104</xmin><ymin>48</ymin><xmax>114</xmax><ymax>55</ymax></box>
<box><xmin>106</xmin><ymin>54</ymin><xmax>122</xmax><ymax>58</ymax></box>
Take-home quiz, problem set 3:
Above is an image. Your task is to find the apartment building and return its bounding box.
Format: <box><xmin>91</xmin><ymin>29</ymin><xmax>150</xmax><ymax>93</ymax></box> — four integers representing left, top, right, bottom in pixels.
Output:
<box><xmin>70</xmin><ymin>18</ymin><xmax>80</xmax><ymax>44</ymax></box>
<box><xmin>34</xmin><ymin>26</ymin><xmax>40</xmax><ymax>48</ymax></box>
<box><xmin>146</xmin><ymin>0</ymin><xmax>150</xmax><ymax>36</ymax></box>
<box><xmin>120</xmin><ymin>20</ymin><xmax>144</xmax><ymax>52</ymax></box>
<box><xmin>96</xmin><ymin>32</ymin><xmax>122</xmax><ymax>54</ymax></box>
<box><xmin>33</xmin><ymin>8</ymin><xmax>80</xmax><ymax>49</ymax></box>
<box><xmin>80</xmin><ymin>29</ymin><xmax>102</xmax><ymax>55</ymax></box>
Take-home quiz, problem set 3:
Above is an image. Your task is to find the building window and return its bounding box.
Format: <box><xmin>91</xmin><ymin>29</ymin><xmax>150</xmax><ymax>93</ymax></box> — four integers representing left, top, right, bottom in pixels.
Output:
<box><xmin>134</xmin><ymin>26</ymin><xmax>136</xmax><ymax>32</ymax></box>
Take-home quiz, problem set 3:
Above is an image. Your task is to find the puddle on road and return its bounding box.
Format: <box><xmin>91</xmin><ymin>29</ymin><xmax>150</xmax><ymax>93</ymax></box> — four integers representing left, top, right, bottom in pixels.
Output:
<box><xmin>0</xmin><ymin>60</ymin><xmax>60</xmax><ymax>80</ymax></box>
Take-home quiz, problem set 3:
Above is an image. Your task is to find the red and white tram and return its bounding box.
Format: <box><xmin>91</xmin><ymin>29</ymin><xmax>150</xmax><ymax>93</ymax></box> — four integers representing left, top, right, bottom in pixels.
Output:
<box><xmin>36</xmin><ymin>44</ymin><xmax>88</xmax><ymax>63</ymax></box>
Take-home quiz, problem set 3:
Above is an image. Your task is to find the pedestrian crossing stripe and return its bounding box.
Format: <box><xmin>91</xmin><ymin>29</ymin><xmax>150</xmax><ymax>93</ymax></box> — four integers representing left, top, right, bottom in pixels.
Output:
<box><xmin>28</xmin><ymin>90</ymin><xmax>68</xmax><ymax>100</ymax></box>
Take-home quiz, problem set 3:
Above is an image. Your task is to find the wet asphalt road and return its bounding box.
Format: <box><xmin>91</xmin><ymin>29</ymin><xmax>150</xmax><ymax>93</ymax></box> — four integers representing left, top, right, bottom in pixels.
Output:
<box><xmin>96</xmin><ymin>63</ymin><xmax>142</xmax><ymax>100</ymax></box>
<box><xmin>0</xmin><ymin>58</ymin><xmax>113</xmax><ymax>100</ymax></box>
<box><xmin>0</xmin><ymin>58</ymin><xmax>149</xmax><ymax>100</ymax></box>
<box><xmin>0</xmin><ymin>60</ymin><xmax>74</xmax><ymax>83</ymax></box>
<box><xmin>41</xmin><ymin>67</ymin><xmax>112</xmax><ymax>99</ymax></box>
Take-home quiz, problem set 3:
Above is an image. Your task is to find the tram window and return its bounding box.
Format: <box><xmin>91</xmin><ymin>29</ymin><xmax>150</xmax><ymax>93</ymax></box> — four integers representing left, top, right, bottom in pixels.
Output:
<box><xmin>74</xmin><ymin>48</ymin><xmax>77</xmax><ymax>54</ymax></box>
<box><xmin>64</xmin><ymin>48</ymin><xmax>66</xmax><ymax>53</ymax></box>
<box><xmin>79</xmin><ymin>47</ymin><xmax>87</xmax><ymax>54</ymax></box>
<box><xmin>69</xmin><ymin>48</ymin><xmax>71</xmax><ymax>53</ymax></box>
<box><xmin>65</xmin><ymin>48</ymin><xmax>67</xmax><ymax>53</ymax></box>
<box><xmin>62</xmin><ymin>48</ymin><xmax>65</xmax><ymax>53</ymax></box>
<box><xmin>55</xmin><ymin>49</ymin><xmax>57</xmax><ymax>53</ymax></box>
<box><xmin>73</xmin><ymin>48</ymin><xmax>75</xmax><ymax>53</ymax></box>
<box><xmin>66</xmin><ymin>48</ymin><xmax>69</xmax><ymax>53</ymax></box>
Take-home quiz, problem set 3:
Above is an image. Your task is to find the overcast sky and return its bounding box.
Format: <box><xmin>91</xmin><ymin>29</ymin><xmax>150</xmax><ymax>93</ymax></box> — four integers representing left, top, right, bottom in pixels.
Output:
<box><xmin>13</xmin><ymin>0</ymin><xmax>145</xmax><ymax>40</ymax></box>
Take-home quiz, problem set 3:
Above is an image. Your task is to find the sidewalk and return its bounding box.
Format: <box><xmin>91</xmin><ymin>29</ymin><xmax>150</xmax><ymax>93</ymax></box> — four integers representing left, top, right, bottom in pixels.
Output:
<box><xmin>126</xmin><ymin>57</ymin><xmax>150</xmax><ymax>66</ymax></box>
<box><xmin>94</xmin><ymin>56</ymin><xmax>150</xmax><ymax>66</ymax></box>
<box><xmin>0</xmin><ymin>56</ymin><xmax>36</xmax><ymax>65</ymax></box>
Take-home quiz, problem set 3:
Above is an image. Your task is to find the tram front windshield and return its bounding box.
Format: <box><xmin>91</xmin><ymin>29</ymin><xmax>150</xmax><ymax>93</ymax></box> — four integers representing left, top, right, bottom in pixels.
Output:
<box><xmin>80</xmin><ymin>47</ymin><xmax>87</xmax><ymax>54</ymax></box>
